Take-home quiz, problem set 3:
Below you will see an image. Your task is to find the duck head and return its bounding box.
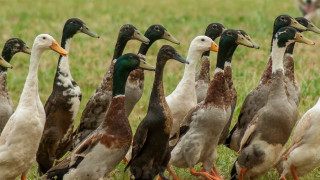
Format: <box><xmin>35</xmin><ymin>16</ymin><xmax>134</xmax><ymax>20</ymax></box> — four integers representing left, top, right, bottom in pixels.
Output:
<box><xmin>190</xmin><ymin>36</ymin><xmax>219</xmax><ymax>53</ymax></box>
<box><xmin>205</xmin><ymin>23</ymin><xmax>226</xmax><ymax>41</ymax></box>
<box><xmin>157</xmin><ymin>45</ymin><xmax>188</xmax><ymax>64</ymax></box>
<box><xmin>144</xmin><ymin>25</ymin><xmax>180</xmax><ymax>44</ymax></box>
<box><xmin>295</xmin><ymin>17</ymin><xmax>320</xmax><ymax>33</ymax></box>
<box><xmin>33</xmin><ymin>34</ymin><xmax>68</xmax><ymax>56</ymax></box>
<box><xmin>274</xmin><ymin>15</ymin><xmax>307</xmax><ymax>33</ymax></box>
<box><xmin>1</xmin><ymin>38</ymin><xmax>31</xmax><ymax>71</ymax></box>
<box><xmin>237</xmin><ymin>30</ymin><xmax>260</xmax><ymax>49</ymax></box>
<box><xmin>113</xmin><ymin>53</ymin><xmax>155</xmax><ymax>96</ymax></box>
<box><xmin>274</xmin><ymin>26</ymin><xmax>315</xmax><ymax>48</ymax></box>
<box><xmin>63</xmin><ymin>18</ymin><xmax>99</xmax><ymax>39</ymax></box>
<box><xmin>119</xmin><ymin>24</ymin><xmax>150</xmax><ymax>44</ymax></box>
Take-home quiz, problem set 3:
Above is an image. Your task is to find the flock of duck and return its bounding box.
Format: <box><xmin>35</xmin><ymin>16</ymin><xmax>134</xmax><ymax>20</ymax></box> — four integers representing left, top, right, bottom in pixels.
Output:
<box><xmin>0</xmin><ymin>14</ymin><xmax>319</xmax><ymax>180</ymax></box>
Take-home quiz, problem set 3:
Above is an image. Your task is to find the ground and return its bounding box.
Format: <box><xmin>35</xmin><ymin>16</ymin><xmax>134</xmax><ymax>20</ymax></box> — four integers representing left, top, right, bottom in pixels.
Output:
<box><xmin>1</xmin><ymin>0</ymin><xmax>320</xmax><ymax>179</ymax></box>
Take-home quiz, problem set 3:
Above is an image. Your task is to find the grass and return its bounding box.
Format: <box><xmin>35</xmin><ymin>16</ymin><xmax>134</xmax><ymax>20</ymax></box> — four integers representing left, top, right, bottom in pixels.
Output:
<box><xmin>1</xmin><ymin>0</ymin><xmax>320</xmax><ymax>179</ymax></box>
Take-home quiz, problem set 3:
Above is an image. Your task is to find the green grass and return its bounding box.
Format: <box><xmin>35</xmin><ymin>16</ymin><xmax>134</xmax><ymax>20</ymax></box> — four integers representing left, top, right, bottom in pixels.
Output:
<box><xmin>1</xmin><ymin>0</ymin><xmax>320</xmax><ymax>179</ymax></box>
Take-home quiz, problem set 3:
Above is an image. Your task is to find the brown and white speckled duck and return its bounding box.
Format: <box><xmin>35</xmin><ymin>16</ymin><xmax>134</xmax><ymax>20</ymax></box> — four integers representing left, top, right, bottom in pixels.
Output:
<box><xmin>36</xmin><ymin>18</ymin><xmax>99</xmax><ymax>175</ymax></box>
<box><xmin>0</xmin><ymin>38</ymin><xmax>31</xmax><ymax>133</ymax></box>
<box><xmin>125</xmin><ymin>45</ymin><xmax>188</xmax><ymax>180</ymax></box>
<box><xmin>226</xmin><ymin>15</ymin><xmax>310</xmax><ymax>152</ymax></box>
<box><xmin>217</xmin><ymin>30</ymin><xmax>259</xmax><ymax>146</ymax></box>
<box><xmin>45</xmin><ymin>53</ymin><xmax>155</xmax><ymax>180</ymax></box>
<box><xmin>195</xmin><ymin>23</ymin><xmax>225</xmax><ymax>103</ymax></box>
<box><xmin>169</xmin><ymin>30</ymin><xmax>254</xmax><ymax>180</ymax></box>
<box><xmin>231</xmin><ymin>27</ymin><xmax>314</xmax><ymax>180</ymax></box>
<box><xmin>125</xmin><ymin>25</ymin><xmax>180</xmax><ymax>117</ymax></box>
<box><xmin>73</xmin><ymin>24</ymin><xmax>149</xmax><ymax>148</ymax></box>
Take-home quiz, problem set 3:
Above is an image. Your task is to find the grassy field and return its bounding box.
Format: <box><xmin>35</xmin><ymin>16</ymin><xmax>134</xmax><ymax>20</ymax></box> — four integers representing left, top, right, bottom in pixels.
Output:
<box><xmin>1</xmin><ymin>0</ymin><xmax>320</xmax><ymax>179</ymax></box>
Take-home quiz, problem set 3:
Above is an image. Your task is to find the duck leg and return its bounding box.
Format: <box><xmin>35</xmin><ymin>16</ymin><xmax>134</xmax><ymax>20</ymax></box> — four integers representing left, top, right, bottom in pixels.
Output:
<box><xmin>190</xmin><ymin>168</ymin><xmax>216</xmax><ymax>180</ymax></box>
<box><xmin>239</xmin><ymin>168</ymin><xmax>247</xmax><ymax>180</ymax></box>
<box><xmin>210</xmin><ymin>164</ymin><xmax>224</xmax><ymax>180</ymax></box>
<box><xmin>165</xmin><ymin>165</ymin><xmax>181</xmax><ymax>180</ymax></box>
<box><xmin>21</xmin><ymin>175</ymin><xmax>26</xmax><ymax>180</ymax></box>
<box><xmin>290</xmin><ymin>165</ymin><xmax>299</xmax><ymax>180</ymax></box>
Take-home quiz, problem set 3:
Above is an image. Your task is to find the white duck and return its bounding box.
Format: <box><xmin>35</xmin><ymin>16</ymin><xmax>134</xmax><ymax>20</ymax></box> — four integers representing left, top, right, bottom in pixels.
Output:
<box><xmin>166</xmin><ymin>35</ymin><xmax>218</xmax><ymax>146</ymax></box>
<box><xmin>0</xmin><ymin>34</ymin><xmax>67</xmax><ymax>180</ymax></box>
<box><xmin>279</xmin><ymin>97</ymin><xmax>320</xmax><ymax>180</ymax></box>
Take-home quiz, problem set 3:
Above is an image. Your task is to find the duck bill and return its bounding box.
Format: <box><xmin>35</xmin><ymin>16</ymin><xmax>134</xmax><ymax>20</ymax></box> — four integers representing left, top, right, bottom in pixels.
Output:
<box><xmin>236</xmin><ymin>34</ymin><xmax>254</xmax><ymax>48</ymax></box>
<box><xmin>139</xmin><ymin>59</ymin><xmax>155</xmax><ymax>71</ymax></box>
<box><xmin>209</xmin><ymin>41</ymin><xmax>219</xmax><ymax>52</ymax></box>
<box><xmin>133</xmin><ymin>29</ymin><xmax>150</xmax><ymax>44</ymax></box>
<box><xmin>307</xmin><ymin>22</ymin><xmax>320</xmax><ymax>34</ymax></box>
<box><xmin>81</xmin><ymin>24</ymin><xmax>100</xmax><ymax>38</ymax></box>
<box><xmin>290</xmin><ymin>18</ymin><xmax>307</xmax><ymax>31</ymax></box>
<box><xmin>245</xmin><ymin>35</ymin><xmax>260</xmax><ymax>49</ymax></box>
<box><xmin>22</xmin><ymin>45</ymin><xmax>32</xmax><ymax>54</ymax></box>
<box><xmin>294</xmin><ymin>32</ymin><xmax>315</xmax><ymax>45</ymax></box>
<box><xmin>172</xmin><ymin>52</ymin><xmax>188</xmax><ymax>64</ymax></box>
<box><xmin>50</xmin><ymin>40</ymin><xmax>68</xmax><ymax>56</ymax></box>
<box><xmin>0</xmin><ymin>57</ymin><xmax>12</xmax><ymax>69</ymax></box>
<box><xmin>162</xmin><ymin>30</ymin><xmax>180</xmax><ymax>45</ymax></box>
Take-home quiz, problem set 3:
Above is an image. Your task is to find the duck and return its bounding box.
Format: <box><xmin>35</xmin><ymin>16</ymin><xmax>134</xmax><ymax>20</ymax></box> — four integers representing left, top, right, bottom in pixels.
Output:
<box><xmin>0</xmin><ymin>34</ymin><xmax>67</xmax><ymax>180</ymax></box>
<box><xmin>124</xmin><ymin>45</ymin><xmax>188</xmax><ymax>180</ymax></box>
<box><xmin>195</xmin><ymin>23</ymin><xmax>225</xmax><ymax>103</ymax></box>
<box><xmin>278</xmin><ymin>97</ymin><xmax>320</xmax><ymax>180</ymax></box>
<box><xmin>166</xmin><ymin>35</ymin><xmax>218</xmax><ymax>146</ymax></box>
<box><xmin>73</xmin><ymin>24</ymin><xmax>149</xmax><ymax>148</ymax></box>
<box><xmin>227</xmin><ymin>15</ymin><xmax>308</xmax><ymax>152</ymax></box>
<box><xmin>218</xmin><ymin>30</ymin><xmax>259</xmax><ymax>146</ymax></box>
<box><xmin>36</xmin><ymin>18</ymin><xmax>99</xmax><ymax>175</ymax></box>
<box><xmin>45</xmin><ymin>53</ymin><xmax>155</xmax><ymax>180</ymax></box>
<box><xmin>231</xmin><ymin>27</ymin><xmax>314</xmax><ymax>180</ymax></box>
<box><xmin>283</xmin><ymin>17</ymin><xmax>320</xmax><ymax>107</ymax></box>
<box><xmin>125</xmin><ymin>25</ymin><xmax>180</xmax><ymax>117</ymax></box>
<box><xmin>0</xmin><ymin>38</ymin><xmax>31</xmax><ymax>133</ymax></box>
<box><xmin>169</xmin><ymin>30</ymin><xmax>254</xmax><ymax>180</ymax></box>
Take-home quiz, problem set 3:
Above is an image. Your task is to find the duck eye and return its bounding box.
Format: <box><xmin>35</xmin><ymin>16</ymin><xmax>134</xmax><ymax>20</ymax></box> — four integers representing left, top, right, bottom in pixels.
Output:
<box><xmin>155</xmin><ymin>26</ymin><xmax>160</xmax><ymax>31</ymax></box>
<box><xmin>212</xmin><ymin>24</ymin><xmax>217</xmax><ymax>29</ymax></box>
<box><xmin>201</xmin><ymin>39</ymin><xmax>205</xmax><ymax>41</ymax></box>
<box><xmin>125</xmin><ymin>27</ymin><xmax>129</xmax><ymax>31</ymax></box>
<box><xmin>43</xmin><ymin>37</ymin><xmax>46</xmax><ymax>40</ymax></box>
<box><xmin>227</xmin><ymin>32</ymin><xmax>232</xmax><ymax>36</ymax></box>
<box><xmin>280</xmin><ymin>17</ymin><xmax>285</xmax><ymax>21</ymax></box>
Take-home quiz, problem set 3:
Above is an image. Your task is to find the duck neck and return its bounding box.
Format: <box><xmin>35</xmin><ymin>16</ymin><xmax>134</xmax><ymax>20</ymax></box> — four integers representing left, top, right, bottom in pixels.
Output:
<box><xmin>149</xmin><ymin>59</ymin><xmax>166</xmax><ymax>109</ymax></box>
<box><xmin>0</xmin><ymin>48</ymin><xmax>14</xmax><ymax>72</ymax></box>
<box><xmin>285</xmin><ymin>42</ymin><xmax>295</xmax><ymax>55</ymax></box>
<box><xmin>112</xmin><ymin>66</ymin><xmax>132</xmax><ymax>97</ymax></box>
<box><xmin>271</xmin><ymin>40</ymin><xmax>286</xmax><ymax>73</ymax></box>
<box><xmin>181</xmin><ymin>48</ymin><xmax>201</xmax><ymax>83</ymax></box>
<box><xmin>56</xmin><ymin>36</ymin><xmax>72</xmax><ymax>78</ymax></box>
<box><xmin>138</xmin><ymin>39</ymin><xmax>155</xmax><ymax>57</ymax></box>
<box><xmin>113</xmin><ymin>36</ymin><xmax>128</xmax><ymax>60</ymax></box>
<box><xmin>19</xmin><ymin>47</ymin><xmax>43</xmax><ymax>104</ymax></box>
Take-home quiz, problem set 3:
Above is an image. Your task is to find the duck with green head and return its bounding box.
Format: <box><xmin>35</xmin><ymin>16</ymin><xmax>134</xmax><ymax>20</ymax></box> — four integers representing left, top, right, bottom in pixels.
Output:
<box><xmin>283</xmin><ymin>17</ymin><xmax>320</xmax><ymax>106</ymax></box>
<box><xmin>36</xmin><ymin>18</ymin><xmax>99</xmax><ymax>175</ymax></box>
<box><xmin>125</xmin><ymin>24</ymin><xmax>180</xmax><ymax>117</ymax></box>
<box><xmin>217</xmin><ymin>30</ymin><xmax>259</xmax><ymax>147</ymax></box>
<box><xmin>46</xmin><ymin>53</ymin><xmax>155</xmax><ymax>180</ymax></box>
<box><xmin>0</xmin><ymin>38</ymin><xmax>31</xmax><ymax>133</ymax></box>
<box><xmin>169</xmin><ymin>30</ymin><xmax>254</xmax><ymax>180</ymax></box>
<box><xmin>73</xmin><ymin>24</ymin><xmax>149</xmax><ymax>148</ymax></box>
<box><xmin>125</xmin><ymin>45</ymin><xmax>188</xmax><ymax>180</ymax></box>
<box><xmin>226</xmin><ymin>15</ymin><xmax>309</xmax><ymax>152</ymax></box>
<box><xmin>195</xmin><ymin>23</ymin><xmax>226</xmax><ymax>103</ymax></box>
<box><xmin>231</xmin><ymin>26</ymin><xmax>314</xmax><ymax>180</ymax></box>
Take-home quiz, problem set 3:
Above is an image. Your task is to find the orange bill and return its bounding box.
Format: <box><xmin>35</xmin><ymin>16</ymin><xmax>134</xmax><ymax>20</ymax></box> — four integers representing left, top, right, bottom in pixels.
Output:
<box><xmin>210</xmin><ymin>41</ymin><xmax>219</xmax><ymax>52</ymax></box>
<box><xmin>50</xmin><ymin>40</ymin><xmax>68</xmax><ymax>56</ymax></box>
